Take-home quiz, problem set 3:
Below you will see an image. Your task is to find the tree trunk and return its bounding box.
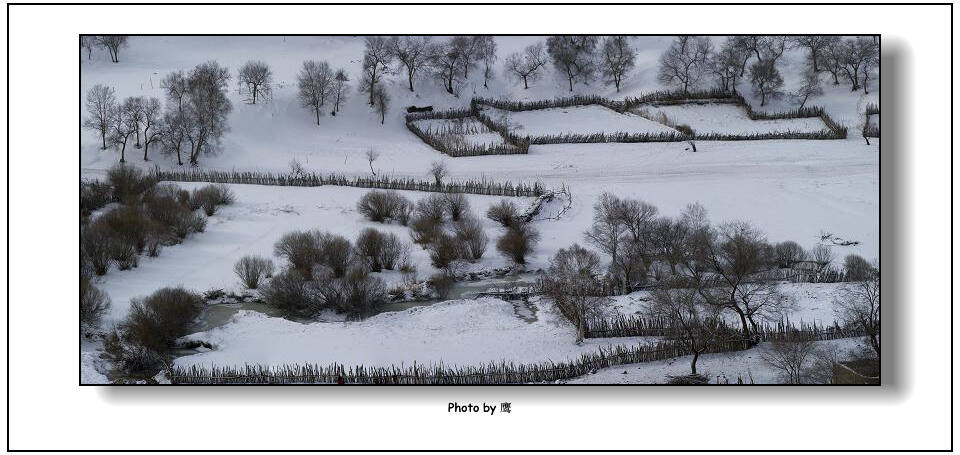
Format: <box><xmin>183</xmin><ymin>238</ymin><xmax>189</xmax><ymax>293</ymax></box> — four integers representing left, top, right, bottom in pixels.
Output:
<box><xmin>690</xmin><ymin>351</ymin><xmax>699</xmax><ymax>375</ymax></box>
<box><xmin>315</xmin><ymin>107</ymin><xmax>320</xmax><ymax>126</ymax></box>
<box><xmin>568</xmin><ymin>76</ymin><xmax>573</xmax><ymax>92</ymax></box>
<box><xmin>119</xmin><ymin>141</ymin><xmax>126</xmax><ymax>163</ymax></box>
<box><xmin>101</xmin><ymin>131</ymin><xmax>107</xmax><ymax>150</ymax></box>
<box><xmin>522</xmin><ymin>76</ymin><xmax>529</xmax><ymax>89</ymax></box>
<box><xmin>143</xmin><ymin>139</ymin><xmax>149</xmax><ymax>161</ymax></box>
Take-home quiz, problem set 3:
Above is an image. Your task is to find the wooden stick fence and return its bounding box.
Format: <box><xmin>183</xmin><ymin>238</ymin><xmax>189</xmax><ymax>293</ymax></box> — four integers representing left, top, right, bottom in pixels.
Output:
<box><xmin>154</xmin><ymin>169</ymin><xmax>545</xmax><ymax>198</ymax></box>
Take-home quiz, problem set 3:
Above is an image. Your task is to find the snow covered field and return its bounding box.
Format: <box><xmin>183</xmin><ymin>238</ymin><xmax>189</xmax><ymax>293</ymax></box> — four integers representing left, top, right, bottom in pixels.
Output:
<box><xmin>80</xmin><ymin>36</ymin><xmax>879</xmax><ymax>383</ymax></box>
<box><xmin>481</xmin><ymin>104</ymin><xmax>680</xmax><ymax>137</ymax></box>
<box><xmin>636</xmin><ymin>103</ymin><xmax>830</xmax><ymax>135</ymax></box>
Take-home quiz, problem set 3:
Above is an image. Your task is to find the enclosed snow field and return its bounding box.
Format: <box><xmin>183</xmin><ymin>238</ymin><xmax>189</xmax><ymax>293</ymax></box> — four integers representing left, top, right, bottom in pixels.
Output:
<box><xmin>634</xmin><ymin>102</ymin><xmax>832</xmax><ymax>136</ymax></box>
<box><xmin>481</xmin><ymin>104</ymin><xmax>680</xmax><ymax>137</ymax></box>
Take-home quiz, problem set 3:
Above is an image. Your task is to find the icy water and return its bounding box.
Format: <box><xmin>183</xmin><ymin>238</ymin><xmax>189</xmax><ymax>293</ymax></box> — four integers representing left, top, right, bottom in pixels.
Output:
<box><xmin>190</xmin><ymin>274</ymin><xmax>542</xmax><ymax>333</ymax></box>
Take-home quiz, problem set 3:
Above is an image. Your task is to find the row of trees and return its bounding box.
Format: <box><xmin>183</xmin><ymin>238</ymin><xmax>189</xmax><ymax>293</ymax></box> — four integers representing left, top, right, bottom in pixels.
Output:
<box><xmin>658</xmin><ymin>35</ymin><xmax>879</xmax><ymax>106</ymax></box>
<box><xmin>80</xmin><ymin>35</ymin><xmax>128</xmax><ymax>63</ymax></box>
<box><xmin>84</xmin><ymin>61</ymin><xmax>233</xmax><ymax>165</ymax></box>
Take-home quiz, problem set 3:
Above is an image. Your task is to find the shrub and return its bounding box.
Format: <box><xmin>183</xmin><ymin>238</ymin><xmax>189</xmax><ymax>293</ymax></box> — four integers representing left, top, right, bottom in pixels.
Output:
<box><xmin>318</xmin><ymin>232</ymin><xmax>353</xmax><ymax>278</ymax></box>
<box><xmin>107</xmin><ymin>164</ymin><xmax>156</xmax><ymax>203</ymax></box>
<box><xmin>356</xmin><ymin>190</ymin><xmax>412</xmax><ymax>223</ymax></box>
<box><xmin>378</xmin><ymin>233</ymin><xmax>411</xmax><ymax>271</ymax></box>
<box><xmin>486</xmin><ymin>199</ymin><xmax>519</xmax><ymax>227</ymax></box>
<box><xmin>843</xmin><ymin>254</ymin><xmax>876</xmax><ymax>281</ymax></box>
<box><xmin>429</xmin><ymin>273</ymin><xmax>455</xmax><ymax>299</ymax></box>
<box><xmin>80</xmin><ymin>180</ymin><xmax>113</xmax><ymax>218</ymax></box>
<box><xmin>334</xmin><ymin>266</ymin><xmax>387</xmax><ymax>317</ymax></box>
<box><xmin>444</xmin><ymin>193</ymin><xmax>470</xmax><ymax>221</ymax></box>
<box><xmin>190</xmin><ymin>183</ymin><xmax>235</xmax><ymax>216</ymax></box>
<box><xmin>355</xmin><ymin>228</ymin><xmax>386</xmax><ymax>272</ymax></box>
<box><xmin>274</xmin><ymin>230</ymin><xmax>324</xmax><ymax>279</ymax></box>
<box><xmin>774</xmin><ymin>241</ymin><xmax>807</xmax><ymax>269</ymax></box>
<box><xmin>674</xmin><ymin>124</ymin><xmax>695</xmax><ymax>136</ymax></box>
<box><xmin>415</xmin><ymin>193</ymin><xmax>448</xmax><ymax>223</ymax></box>
<box><xmin>427</xmin><ymin>233</ymin><xmax>464</xmax><ymax>269</ymax></box>
<box><xmin>234</xmin><ymin>255</ymin><xmax>275</xmax><ymax>289</ymax></box>
<box><xmin>454</xmin><ymin>215</ymin><xmax>488</xmax><ymax>260</ymax></box>
<box><xmin>409</xmin><ymin>214</ymin><xmax>443</xmax><ymax>245</ymax></box>
<box><xmin>81</xmin><ymin>223</ymin><xmax>113</xmax><ymax>275</ymax></box>
<box><xmin>120</xmin><ymin>287</ymin><xmax>203</xmax><ymax>355</ymax></box>
<box><xmin>98</xmin><ymin>204</ymin><xmax>152</xmax><ymax>254</ymax></box>
<box><xmin>496</xmin><ymin>224</ymin><xmax>540</xmax><ymax>264</ymax></box>
<box><xmin>80</xmin><ymin>273</ymin><xmax>110</xmax><ymax>330</ymax></box>
<box><xmin>261</xmin><ymin>268</ymin><xmax>322</xmax><ymax>318</ymax></box>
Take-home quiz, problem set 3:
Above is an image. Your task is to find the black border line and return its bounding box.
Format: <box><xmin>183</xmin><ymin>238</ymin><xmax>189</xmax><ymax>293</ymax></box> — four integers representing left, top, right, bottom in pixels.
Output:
<box><xmin>2</xmin><ymin>1</ymin><xmax>947</xmax><ymax>451</ymax></box>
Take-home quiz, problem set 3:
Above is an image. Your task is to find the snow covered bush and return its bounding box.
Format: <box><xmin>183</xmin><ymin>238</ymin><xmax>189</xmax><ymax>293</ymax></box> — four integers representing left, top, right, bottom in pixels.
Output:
<box><xmin>80</xmin><ymin>271</ymin><xmax>110</xmax><ymax>330</ymax></box>
<box><xmin>107</xmin><ymin>164</ymin><xmax>156</xmax><ymax>203</ymax></box>
<box><xmin>356</xmin><ymin>190</ymin><xmax>412</xmax><ymax>224</ymax></box>
<box><xmin>496</xmin><ymin>223</ymin><xmax>540</xmax><ymax>264</ymax></box>
<box><xmin>234</xmin><ymin>255</ymin><xmax>275</xmax><ymax>289</ymax></box>
<box><xmin>80</xmin><ymin>180</ymin><xmax>113</xmax><ymax>220</ymax></box>
<box><xmin>354</xmin><ymin>228</ymin><xmax>410</xmax><ymax>272</ymax></box>
<box><xmin>453</xmin><ymin>214</ymin><xmax>488</xmax><ymax>260</ymax></box>
<box><xmin>428</xmin><ymin>272</ymin><xmax>455</xmax><ymax>299</ymax></box>
<box><xmin>409</xmin><ymin>214</ymin><xmax>442</xmax><ymax>245</ymax></box>
<box><xmin>273</xmin><ymin>230</ymin><xmax>325</xmax><ymax>279</ymax></box>
<box><xmin>416</xmin><ymin>193</ymin><xmax>448</xmax><ymax>223</ymax></box>
<box><xmin>334</xmin><ymin>266</ymin><xmax>387</xmax><ymax>317</ymax></box>
<box><xmin>81</xmin><ymin>223</ymin><xmax>113</xmax><ymax>275</ymax></box>
<box><xmin>427</xmin><ymin>233</ymin><xmax>464</xmax><ymax>269</ymax></box>
<box><xmin>190</xmin><ymin>183</ymin><xmax>235</xmax><ymax>216</ymax></box>
<box><xmin>118</xmin><ymin>287</ymin><xmax>203</xmax><ymax>360</ymax></box>
<box><xmin>486</xmin><ymin>199</ymin><xmax>519</xmax><ymax>227</ymax></box>
<box><xmin>444</xmin><ymin>193</ymin><xmax>470</xmax><ymax>222</ymax></box>
<box><xmin>261</xmin><ymin>269</ymin><xmax>321</xmax><ymax>318</ymax></box>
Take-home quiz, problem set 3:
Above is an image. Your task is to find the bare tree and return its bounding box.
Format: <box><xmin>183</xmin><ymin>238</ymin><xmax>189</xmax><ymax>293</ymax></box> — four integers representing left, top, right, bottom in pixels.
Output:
<box><xmin>365</xmin><ymin>148</ymin><xmax>380</xmax><ymax>176</ymax></box>
<box><xmin>451</xmin><ymin>35</ymin><xmax>482</xmax><ymax>79</ymax></box>
<box><xmin>497</xmin><ymin>223</ymin><xmax>540</xmax><ymax>264</ymax></box>
<box><xmin>710</xmin><ymin>38</ymin><xmax>746</xmax><ymax>93</ymax></box>
<box><xmin>111</xmin><ymin>98</ymin><xmax>137</xmax><ymax>162</ymax></box>
<box><xmin>83</xmin><ymin>84</ymin><xmax>117</xmax><ymax>150</ymax></box>
<box><xmin>474</xmin><ymin>36</ymin><xmax>497</xmax><ymax>89</ymax></box>
<box><xmin>749</xmin><ymin>60</ymin><xmax>783</xmax><ymax>106</ymax></box>
<box><xmin>600</xmin><ymin>36</ymin><xmax>636</xmax><ymax>92</ymax></box>
<box><xmin>648</xmin><ymin>288</ymin><xmax>724</xmax><ymax>375</ymax></box>
<box><xmin>372</xmin><ymin>84</ymin><xmax>390</xmax><ymax>125</ymax></box>
<box><xmin>834</xmin><ymin>274</ymin><xmax>880</xmax><ymax>357</ymax></box>
<box><xmin>429</xmin><ymin>160</ymin><xmax>448</xmax><ymax>186</ymax></box>
<box><xmin>184</xmin><ymin>61</ymin><xmax>232</xmax><ymax>166</ymax></box>
<box><xmin>542</xmin><ymin>244</ymin><xmax>603</xmax><ymax>342</ymax></box>
<box><xmin>237</xmin><ymin>60</ymin><xmax>273</xmax><ymax>104</ymax></box>
<box><xmin>360</xmin><ymin>36</ymin><xmax>394</xmax><ymax>106</ymax></box>
<box><xmin>391</xmin><ymin>36</ymin><xmax>431</xmax><ymax>92</ymax></box>
<box><xmin>162</xmin><ymin>108</ymin><xmax>188</xmax><ymax>166</ymax></box>
<box><xmin>658</xmin><ymin>35</ymin><xmax>713</xmax><ymax>93</ymax></box>
<box><xmin>810</xmin><ymin>244</ymin><xmax>834</xmax><ymax>276</ymax></box>
<box><xmin>161</xmin><ymin>70</ymin><xmax>189</xmax><ymax>112</ymax></box>
<box><xmin>762</xmin><ymin>339</ymin><xmax>818</xmax><ymax>384</ymax></box>
<box><xmin>333</xmin><ymin>69</ymin><xmax>350</xmax><ymax>115</ymax></box>
<box><xmin>504</xmin><ymin>43</ymin><xmax>548</xmax><ymax>89</ymax></box>
<box><xmin>547</xmin><ymin>35</ymin><xmax>598</xmax><ymax>91</ymax></box>
<box><xmin>141</xmin><ymin>97</ymin><xmax>163</xmax><ymax>161</ymax></box>
<box><xmin>81</xmin><ymin>36</ymin><xmax>97</xmax><ymax>60</ymax></box>
<box><xmin>793</xmin><ymin>36</ymin><xmax>841</xmax><ymax>72</ymax></box>
<box><xmin>792</xmin><ymin>67</ymin><xmax>822</xmax><ymax>109</ymax></box>
<box><xmin>97</xmin><ymin>35</ymin><xmax>128</xmax><ymax>63</ymax></box>
<box><xmin>297</xmin><ymin>60</ymin><xmax>334</xmax><ymax>125</ymax></box>
<box><xmin>774</xmin><ymin>241</ymin><xmax>807</xmax><ymax>268</ymax></box>
<box><xmin>844</xmin><ymin>254</ymin><xmax>876</xmax><ymax>281</ymax></box>
<box><xmin>838</xmin><ymin>37</ymin><xmax>878</xmax><ymax>92</ymax></box>
<box><xmin>821</xmin><ymin>39</ymin><xmax>846</xmax><ymax>86</ymax></box>
<box><xmin>125</xmin><ymin>96</ymin><xmax>146</xmax><ymax>148</ymax></box>
<box><xmin>430</xmin><ymin>39</ymin><xmax>464</xmax><ymax>95</ymax></box>
<box><xmin>584</xmin><ymin>192</ymin><xmax>627</xmax><ymax>288</ymax></box>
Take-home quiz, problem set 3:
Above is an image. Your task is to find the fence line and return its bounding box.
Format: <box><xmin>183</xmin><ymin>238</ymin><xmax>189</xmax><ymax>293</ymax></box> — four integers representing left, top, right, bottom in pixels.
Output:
<box><xmin>154</xmin><ymin>168</ymin><xmax>545</xmax><ymax>198</ymax></box>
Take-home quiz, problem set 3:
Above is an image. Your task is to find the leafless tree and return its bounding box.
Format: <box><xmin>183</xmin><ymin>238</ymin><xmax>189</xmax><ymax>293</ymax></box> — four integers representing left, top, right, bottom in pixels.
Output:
<box><xmin>599</xmin><ymin>36</ymin><xmax>636</xmax><ymax>92</ymax></box>
<box><xmin>429</xmin><ymin>160</ymin><xmax>448</xmax><ymax>186</ymax></box>
<box><xmin>584</xmin><ymin>193</ymin><xmax>627</xmax><ymax>287</ymax></box>
<box><xmin>297</xmin><ymin>60</ymin><xmax>334</xmax><ymax>125</ymax></box>
<box><xmin>658</xmin><ymin>35</ymin><xmax>713</xmax><ymax>93</ymax></box>
<box><xmin>774</xmin><ymin>241</ymin><xmax>807</xmax><ymax>268</ymax></box>
<box><xmin>821</xmin><ymin>39</ymin><xmax>846</xmax><ymax>86</ymax></box>
<box><xmin>391</xmin><ymin>36</ymin><xmax>431</xmax><ymax>92</ymax></box>
<box><xmin>141</xmin><ymin>97</ymin><xmax>163</xmax><ymax>161</ymax></box>
<box><xmin>648</xmin><ymin>288</ymin><xmax>724</xmax><ymax>375</ymax></box>
<box><xmin>838</xmin><ymin>37</ymin><xmax>878</xmax><ymax>92</ymax></box>
<box><xmin>372</xmin><ymin>84</ymin><xmax>390</xmax><ymax>125</ymax></box>
<box><xmin>843</xmin><ymin>254</ymin><xmax>877</xmax><ymax>282</ymax></box>
<box><xmin>762</xmin><ymin>339</ymin><xmax>818</xmax><ymax>384</ymax></box>
<box><xmin>793</xmin><ymin>36</ymin><xmax>841</xmax><ymax>72</ymax></box>
<box><xmin>237</xmin><ymin>60</ymin><xmax>273</xmax><ymax>104</ymax></box>
<box><xmin>430</xmin><ymin>39</ymin><xmax>464</xmax><ymax>95</ymax></box>
<box><xmin>749</xmin><ymin>60</ymin><xmax>783</xmax><ymax>106</ymax></box>
<box><xmin>792</xmin><ymin>67</ymin><xmax>823</xmax><ymax>109</ymax></box>
<box><xmin>162</xmin><ymin>108</ymin><xmax>188</xmax><ymax>166</ymax></box>
<box><xmin>360</xmin><ymin>36</ymin><xmax>394</xmax><ymax>106</ymax></box>
<box><xmin>451</xmin><ymin>35</ymin><xmax>482</xmax><ymax>79</ymax></box>
<box><xmin>161</xmin><ymin>70</ymin><xmax>189</xmax><ymax>112</ymax></box>
<box><xmin>834</xmin><ymin>274</ymin><xmax>880</xmax><ymax>357</ymax></box>
<box><xmin>542</xmin><ymin>244</ymin><xmax>603</xmax><ymax>342</ymax></box>
<box><xmin>710</xmin><ymin>38</ymin><xmax>746</xmax><ymax>93</ymax></box>
<box><xmin>83</xmin><ymin>84</ymin><xmax>117</xmax><ymax>150</ymax></box>
<box><xmin>124</xmin><ymin>96</ymin><xmax>146</xmax><ymax>148</ymax></box>
<box><xmin>97</xmin><ymin>35</ymin><xmax>128</xmax><ymax>63</ymax></box>
<box><xmin>365</xmin><ymin>148</ymin><xmax>380</xmax><ymax>176</ymax></box>
<box><xmin>497</xmin><ymin>223</ymin><xmax>540</xmax><ymax>264</ymax></box>
<box><xmin>81</xmin><ymin>36</ymin><xmax>97</xmax><ymax>60</ymax></box>
<box><xmin>333</xmin><ymin>69</ymin><xmax>350</xmax><ymax>115</ymax></box>
<box><xmin>474</xmin><ymin>36</ymin><xmax>497</xmax><ymax>89</ymax></box>
<box><xmin>503</xmin><ymin>43</ymin><xmax>548</xmax><ymax>89</ymax></box>
<box><xmin>547</xmin><ymin>35</ymin><xmax>598</xmax><ymax>91</ymax></box>
<box><xmin>183</xmin><ymin>61</ymin><xmax>232</xmax><ymax>166</ymax></box>
<box><xmin>111</xmin><ymin>98</ymin><xmax>137</xmax><ymax>163</ymax></box>
<box><xmin>810</xmin><ymin>244</ymin><xmax>834</xmax><ymax>275</ymax></box>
